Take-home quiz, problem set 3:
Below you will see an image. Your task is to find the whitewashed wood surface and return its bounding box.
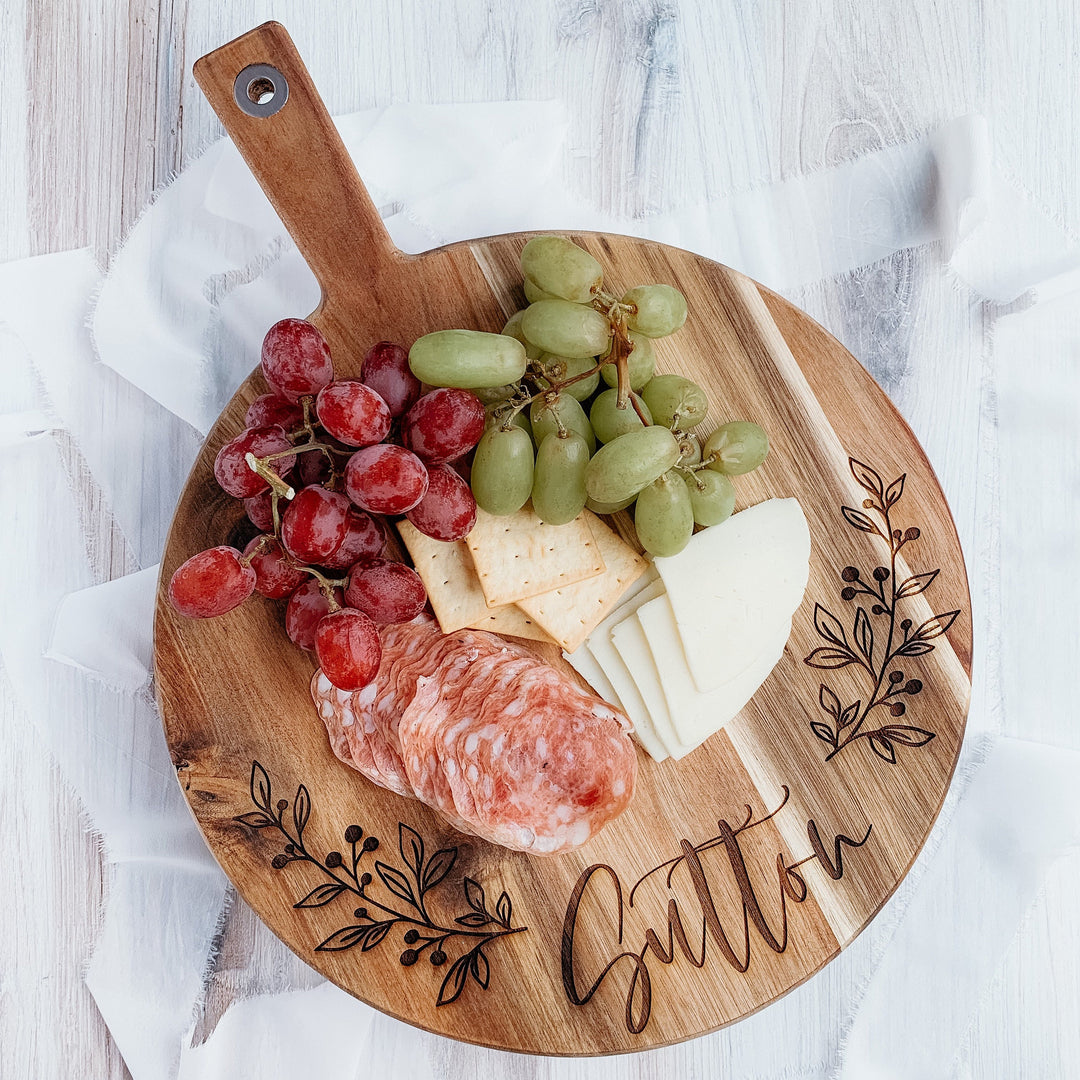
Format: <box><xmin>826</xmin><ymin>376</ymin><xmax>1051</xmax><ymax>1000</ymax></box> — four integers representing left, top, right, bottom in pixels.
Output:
<box><xmin>2</xmin><ymin>1</ymin><xmax>1078</xmax><ymax>1077</ymax></box>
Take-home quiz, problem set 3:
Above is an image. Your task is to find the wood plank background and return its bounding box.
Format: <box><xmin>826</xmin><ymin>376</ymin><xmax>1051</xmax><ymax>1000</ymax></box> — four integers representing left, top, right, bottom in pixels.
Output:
<box><xmin>1</xmin><ymin>0</ymin><xmax>1077</xmax><ymax>1076</ymax></box>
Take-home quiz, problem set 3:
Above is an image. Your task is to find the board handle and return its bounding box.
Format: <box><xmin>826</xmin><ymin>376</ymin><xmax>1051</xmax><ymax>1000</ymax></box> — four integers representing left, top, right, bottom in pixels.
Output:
<box><xmin>193</xmin><ymin>22</ymin><xmax>409</xmax><ymax>301</ymax></box>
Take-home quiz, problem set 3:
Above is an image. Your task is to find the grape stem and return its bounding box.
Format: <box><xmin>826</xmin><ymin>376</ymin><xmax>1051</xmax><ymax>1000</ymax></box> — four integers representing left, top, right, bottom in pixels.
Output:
<box><xmin>245</xmin><ymin>452</ymin><xmax>295</xmax><ymax>501</ymax></box>
<box><xmin>494</xmin><ymin>303</ymin><xmax>648</xmax><ymax>426</ymax></box>
<box><xmin>294</xmin><ymin>394</ymin><xmax>318</xmax><ymax>444</ymax></box>
<box><xmin>238</xmin><ymin>534</ymin><xmax>275</xmax><ymax>567</ymax></box>
<box><xmin>296</xmin><ymin>564</ymin><xmax>348</xmax><ymax>606</ymax></box>
<box><xmin>260</xmin><ymin>441</ymin><xmax>343</xmax><ymax>464</ymax></box>
<box><xmin>494</xmin><ymin>359</ymin><xmax>606</xmax><ymax>429</ymax></box>
<box><xmin>674</xmin><ymin>464</ymin><xmax>707</xmax><ymax>491</ymax></box>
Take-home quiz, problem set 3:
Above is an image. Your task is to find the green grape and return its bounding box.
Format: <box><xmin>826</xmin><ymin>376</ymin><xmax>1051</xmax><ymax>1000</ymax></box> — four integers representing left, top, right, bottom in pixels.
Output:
<box><xmin>589</xmin><ymin>388</ymin><xmax>652</xmax><ymax>444</ymax></box>
<box><xmin>703</xmin><ymin>420</ymin><xmax>769</xmax><ymax>475</ymax></box>
<box><xmin>585</xmin><ymin>494</ymin><xmax>637</xmax><ymax>515</ymax></box>
<box><xmin>530</xmin><ymin>393</ymin><xmax>596</xmax><ymax>454</ymax></box>
<box><xmin>473</xmin><ymin>382</ymin><xmax>521</xmax><ymax>406</ymax></box>
<box><xmin>532</xmin><ymin>431</ymin><xmax>590</xmax><ymax>525</ymax></box>
<box><xmin>524</xmin><ymin>277</ymin><xmax>558</xmax><ymax>304</ymax></box>
<box><xmin>521</xmin><ymin>299</ymin><xmax>612</xmax><ymax>359</ymax></box>
<box><xmin>635</xmin><ymin>470</ymin><xmax>694</xmax><ymax>557</ymax></box>
<box><xmin>621</xmin><ymin>284</ymin><xmax>688</xmax><ymax>338</ymax></box>
<box><xmin>520</xmin><ymin>235</ymin><xmax>603</xmax><ymax>304</ymax></box>
<box><xmin>585</xmin><ymin>426</ymin><xmax>680</xmax><ymax>504</ymax></box>
<box><xmin>676</xmin><ymin>430</ymin><xmax>702</xmax><ymax>465</ymax></box>
<box><xmin>409</xmin><ymin>330</ymin><xmax>527</xmax><ymax>389</ymax></box>
<box><xmin>599</xmin><ymin>332</ymin><xmax>656</xmax><ymax>391</ymax></box>
<box><xmin>537</xmin><ymin>354</ymin><xmax>600</xmax><ymax>401</ymax></box>
<box><xmin>501</xmin><ymin>310</ymin><xmax>543</xmax><ymax>361</ymax></box>
<box><xmin>470</xmin><ymin>424</ymin><xmax>534</xmax><ymax>515</ymax></box>
<box><xmin>641</xmin><ymin>374</ymin><xmax>709</xmax><ymax>429</ymax></box>
<box><xmin>682</xmin><ymin>468</ymin><xmax>735</xmax><ymax>526</ymax></box>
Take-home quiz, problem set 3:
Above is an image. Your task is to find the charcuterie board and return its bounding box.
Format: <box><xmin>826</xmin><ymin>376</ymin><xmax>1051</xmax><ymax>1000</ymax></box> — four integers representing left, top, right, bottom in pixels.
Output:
<box><xmin>154</xmin><ymin>21</ymin><xmax>971</xmax><ymax>1053</ymax></box>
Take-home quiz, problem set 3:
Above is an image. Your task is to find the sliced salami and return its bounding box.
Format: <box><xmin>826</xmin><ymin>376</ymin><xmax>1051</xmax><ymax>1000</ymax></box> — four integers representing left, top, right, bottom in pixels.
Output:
<box><xmin>313</xmin><ymin>614</ymin><xmax>637</xmax><ymax>854</ymax></box>
<box><xmin>431</xmin><ymin>664</ymin><xmax>635</xmax><ymax>854</ymax></box>
<box><xmin>312</xmin><ymin>670</ymin><xmax>413</xmax><ymax>798</ymax></box>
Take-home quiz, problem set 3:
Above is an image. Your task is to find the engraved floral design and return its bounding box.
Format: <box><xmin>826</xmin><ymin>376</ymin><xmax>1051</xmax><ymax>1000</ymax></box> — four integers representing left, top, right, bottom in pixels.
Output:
<box><xmin>235</xmin><ymin>761</ymin><xmax>526</xmax><ymax>1005</ymax></box>
<box><xmin>804</xmin><ymin>458</ymin><xmax>960</xmax><ymax>764</ymax></box>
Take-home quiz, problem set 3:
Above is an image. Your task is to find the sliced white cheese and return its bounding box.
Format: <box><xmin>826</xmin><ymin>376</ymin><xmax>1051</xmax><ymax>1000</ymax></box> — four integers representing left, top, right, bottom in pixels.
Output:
<box><xmin>654</xmin><ymin>498</ymin><xmax>810</xmax><ymax>694</ymax></box>
<box><xmin>586</xmin><ymin>642</ymin><xmax>668</xmax><ymax>762</ymax></box>
<box><xmin>610</xmin><ymin>614</ymin><xmax>695</xmax><ymax>758</ymax></box>
<box><xmin>562</xmin><ymin>565</ymin><xmax>660</xmax><ymax>710</ymax></box>
<box><xmin>562</xmin><ymin>645</ymin><xmax>623</xmax><ymax>710</ymax></box>
<box><xmin>637</xmin><ymin>593</ymin><xmax>792</xmax><ymax>753</ymax></box>
<box><xmin>578</xmin><ymin>576</ymin><xmax>669</xmax><ymax>762</ymax></box>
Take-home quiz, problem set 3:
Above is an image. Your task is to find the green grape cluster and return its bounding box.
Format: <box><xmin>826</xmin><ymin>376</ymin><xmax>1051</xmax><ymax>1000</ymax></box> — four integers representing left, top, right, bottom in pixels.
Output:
<box><xmin>407</xmin><ymin>235</ymin><xmax>770</xmax><ymax>555</ymax></box>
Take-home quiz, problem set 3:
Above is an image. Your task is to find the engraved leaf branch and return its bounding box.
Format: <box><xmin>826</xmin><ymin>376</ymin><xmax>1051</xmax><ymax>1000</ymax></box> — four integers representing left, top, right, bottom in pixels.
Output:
<box><xmin>235</xmin><ymin>761</ymin><xmax>525</xmax><ymax>1006</ymax></box>
<box><xmin>804</xmin><ymin>459</ymin><xmax>959</xmax><ymax>764</ymax></box>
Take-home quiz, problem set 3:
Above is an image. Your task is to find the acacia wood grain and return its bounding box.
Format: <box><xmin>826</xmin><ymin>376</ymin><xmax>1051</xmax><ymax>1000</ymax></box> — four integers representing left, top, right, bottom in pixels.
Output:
<box><xmin>152</xmin><ymin>22</ymin><xmax>972</xmax><ymax>1054</ymax></box>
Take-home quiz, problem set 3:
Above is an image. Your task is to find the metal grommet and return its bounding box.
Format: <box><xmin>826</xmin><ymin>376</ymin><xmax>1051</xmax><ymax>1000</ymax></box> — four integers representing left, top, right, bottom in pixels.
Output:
<box><xmin>233</xmin><ymin>63</ymin><xmax>289</xmax><ymax>118</ymax></box>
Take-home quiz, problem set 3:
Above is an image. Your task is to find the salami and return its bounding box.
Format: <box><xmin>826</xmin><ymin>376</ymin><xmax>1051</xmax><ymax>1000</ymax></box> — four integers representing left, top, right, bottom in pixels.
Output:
<box><xmin>402</xmin><ymin>660</ymin><xmax>635</xmax><ymax>854</ymax></box>
<box><xmin>312</xmin><ymin>615</ymin><xmax>637</xmax><ymax>854</ymax></box>
<box><xmin>313</xmin><ymin>670</ymin><xmax>413</xmax><ymax>798</ymax></box>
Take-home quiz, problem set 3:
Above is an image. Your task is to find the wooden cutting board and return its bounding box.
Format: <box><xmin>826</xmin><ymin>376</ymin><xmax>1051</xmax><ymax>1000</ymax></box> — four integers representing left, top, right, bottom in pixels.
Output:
<box><xmin>155</xmin><ymin>21</ymin><xmax>971</xmax><ymax>1053</ymax></box>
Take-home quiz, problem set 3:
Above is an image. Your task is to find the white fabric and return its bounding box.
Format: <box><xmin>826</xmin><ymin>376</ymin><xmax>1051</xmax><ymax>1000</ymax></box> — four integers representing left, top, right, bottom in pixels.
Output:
<box><xmin>2</xmin><ymin>103</ymin><xmax>1079</xmax><ymax>1079</ymax></box>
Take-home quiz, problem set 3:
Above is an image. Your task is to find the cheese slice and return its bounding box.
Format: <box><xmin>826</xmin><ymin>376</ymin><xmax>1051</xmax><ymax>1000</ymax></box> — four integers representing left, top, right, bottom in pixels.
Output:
<box><xmin>562</xmin><ymin>645</ymin><xmax>623</xmax><ymax>710</ymax></box>
<box><xmin>610</xmin><ymin>614</ymin><xmax>694</xmax><ymax>758</ymax></box>
<box><xmin>654</xmin><ymin>498</ymin><xmax>810</xmax><ymax>694</ymax></box>
<box><xmin>637</xmin><ymin>593</ymin><xmax>792</xmax><ymax>753</ymax></box>
<box><xmin>573</xmin><ymin>576</ymin><xmax>668</xmax><ymax>762</ymax></box>
<box><xmin>563</xmin><ymin>566</ymin><xmax>660</xmax><ymax>710</ymax></box>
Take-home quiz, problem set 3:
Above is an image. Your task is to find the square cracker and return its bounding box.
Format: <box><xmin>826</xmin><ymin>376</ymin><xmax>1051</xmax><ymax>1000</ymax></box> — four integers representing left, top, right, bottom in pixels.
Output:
<box><xmin>396</xmin><ymin>521</ymin><xmax>492</xmax><ymax>634</ymax></box>
<box><xmin>465</xmin><ymin>504</ymin><xmax>605</xmax><ymax>607</ymax></box>
<box><xmin>466</xmin><ymin>605</ymin><xmax>557</xmax><ymax>644</ymax></box>
<box><xmin>516</xmin><ymin>511</ymin><xmax>649</xmax><ymax>652</ymax></box>
<box><xmin>395</xmin><ymin>520</ymin><xmax>555</xmax><ymax>642</ymax></box>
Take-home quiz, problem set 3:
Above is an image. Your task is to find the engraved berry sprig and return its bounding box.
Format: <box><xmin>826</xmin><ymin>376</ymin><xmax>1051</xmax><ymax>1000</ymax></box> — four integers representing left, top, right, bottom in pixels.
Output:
<box><xmin>234</xmin><ymin>761</ymin><xmax>525</xmax><ymax>1006</ymax></box>
<box><xmin>804</xmin><ymin>458</ymin><xmax>960</xmax><ymax>764</ymax></box>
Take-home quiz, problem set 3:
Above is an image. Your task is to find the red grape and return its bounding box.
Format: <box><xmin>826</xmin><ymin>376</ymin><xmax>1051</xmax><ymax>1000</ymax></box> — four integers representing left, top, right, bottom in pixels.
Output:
<box><xmin>344</xmin><ymin>444</ymin><xmax>429</xmax><ymax>515</ymax></box>
<box><xmin>168</xmin><ymin>546</ymin><xmax>255</xmax><ymax>618</ymax></box>
<box><xmin>315</xmin><ymin>380</ymin><xmax>392</xmax><ymax>447</ymax></box>
<box><xmin>242</xmin><ymin>536</ymin><xmax>307</xmax><ymax>599</ymax></box>
<box><xmin>402</xmin><ymin>388</ymin><xmax>485</xmax><ymax>464</ymax></box>
<box><xmin>406</xmin><ymin>465</ymin><xmax>477</xmax><ymax>541</ymax></box>
<box><xmin>261</xmin><ymin>318</ymin><xmax>334</xmax><ymax>402</ymax></box>
<box><xmin>285</xmin><ymin>579</ymin><xmax>343</xmax><ymax>651</ymax></box>
<box><xmin>322</xmin><ymin>509</ymin><xmax>385</xmax><ymax>570</ymax></box>
<box><xmin>345</xmin><ymin>561</ymin><xmax>427</xmax><ymax>624</ymax></box>
<box><xmin>297</xmin><ymin>448</ymin><xmax>334</xmax><ymax>487</ymax></box>
<box><xmin>315</xmin><ymin>608</ymin><xmax>382</xmax><ymax>690</ymax></box>
<box><xmin>281</xmin><ymin>485</ymin><xmax>351</xmax><ymax>564</ymax></box>
<box><xmin>214</xmin><ymin>426</ymin><xmax>295</xmax><ymax>499</ymax></box>
<box><xmin>245</xmin><ymin>393</ymin><xmax>304</xmax><ymax>432</ymax></box>
<box><xmin>244</xmin><ymin>490</ymin><xmax>275</xmax><ymax>532</ymax></box>
<box><xmin>361</xmin><ymin>341</ymin><xmax>421</xmax><ymax>418</ymax></box>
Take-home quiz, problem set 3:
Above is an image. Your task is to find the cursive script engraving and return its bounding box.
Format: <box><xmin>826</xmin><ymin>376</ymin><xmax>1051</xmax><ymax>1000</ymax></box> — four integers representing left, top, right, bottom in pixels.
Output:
<box><xmin>561</xmin><ymin>787</ymin><xmax>871</xmax><ymax>1033</ymax></box>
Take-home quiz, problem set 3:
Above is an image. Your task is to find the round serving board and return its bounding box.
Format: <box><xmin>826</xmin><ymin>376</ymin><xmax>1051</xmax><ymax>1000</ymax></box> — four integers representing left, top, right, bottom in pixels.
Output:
<box><xmin>156</xmin><ymin>22</ymin><xmax>972</xmax><ymax>1054</ymax></box>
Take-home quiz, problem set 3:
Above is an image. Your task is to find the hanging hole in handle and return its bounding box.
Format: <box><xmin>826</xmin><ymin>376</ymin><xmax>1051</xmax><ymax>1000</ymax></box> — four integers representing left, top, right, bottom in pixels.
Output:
<box><xmin>234</xmin><ymin>64</ymin><xmax>289</xmax><ymax>118</ymax></box>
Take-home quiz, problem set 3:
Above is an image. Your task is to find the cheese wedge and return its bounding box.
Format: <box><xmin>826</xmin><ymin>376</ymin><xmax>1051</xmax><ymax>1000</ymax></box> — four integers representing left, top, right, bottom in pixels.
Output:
<box><xmin>636</xmin><ymin>594</ymin><xmax>792</xmax><ymax>753</ymax></box>
<box><xmin>653</xmin><ymin>498</ymin><xmax>810</xmax><ymax>694</ymax></box>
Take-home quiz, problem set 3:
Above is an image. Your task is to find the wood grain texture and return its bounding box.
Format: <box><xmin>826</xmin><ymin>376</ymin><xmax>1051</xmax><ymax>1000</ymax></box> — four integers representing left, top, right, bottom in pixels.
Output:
<box><xmin>4</xmin><ymin>0</ymin><xmax>1080</xmax><ymax>1076</ymax></box>
<box><xmin>150</xmin><ymin>23</ymin><xmax>971</xmax><ymax>1053</ymax></box>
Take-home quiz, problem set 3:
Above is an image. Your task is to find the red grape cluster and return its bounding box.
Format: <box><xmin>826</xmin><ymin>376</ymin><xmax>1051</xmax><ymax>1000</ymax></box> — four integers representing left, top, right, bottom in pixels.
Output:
<box><xmin>167</xmin><ymin>319</ymin><xmax>483</xmax><ymax>691</ymax></box>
